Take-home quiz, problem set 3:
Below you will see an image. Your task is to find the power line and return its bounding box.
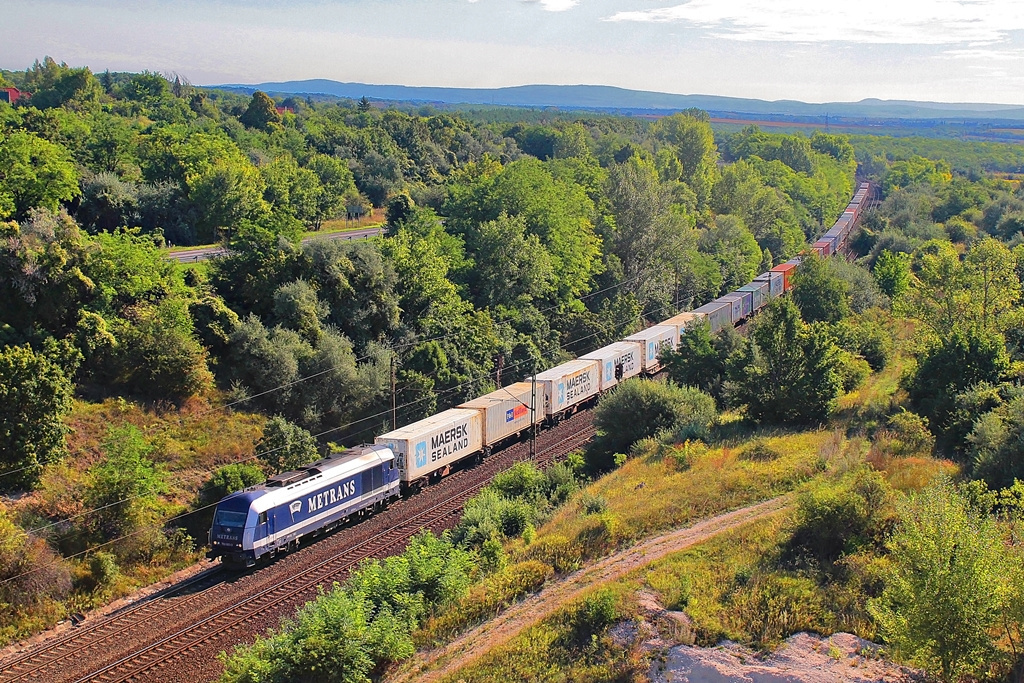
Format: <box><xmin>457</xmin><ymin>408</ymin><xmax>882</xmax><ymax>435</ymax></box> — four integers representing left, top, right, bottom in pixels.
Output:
<box><xmin>0</xmin><ymin>275</ymin><xmax>644</xmax><ymax>483</ymax></box>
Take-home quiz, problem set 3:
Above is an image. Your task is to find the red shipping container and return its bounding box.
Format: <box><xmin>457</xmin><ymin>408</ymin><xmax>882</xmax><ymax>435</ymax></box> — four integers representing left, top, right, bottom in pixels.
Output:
<box><xmin>770</xmin><ymin>262</ymin><xmax>797</xmax><ymax>291</ymax></box>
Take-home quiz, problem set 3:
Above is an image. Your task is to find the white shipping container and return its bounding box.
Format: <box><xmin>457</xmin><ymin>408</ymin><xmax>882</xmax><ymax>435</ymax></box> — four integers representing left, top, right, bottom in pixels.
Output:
<box><xmin>625</xmin><ymin>325</ymin><xmax>677</xmax><ymax>373</ymax></box>
<box><xmin>580</xmin><ymin>341</ymin><xmax>642</xmax><ymax>391</ymax></box>
<box><xmin>660</xmin><ymin>311</ymin><xmax>705</xmax><ymax>339</ymax></box>
<box><xmin>458</xmin><ymin>382</ymin><xmax>542</xmax><ymax>448</ymax></box>
<box><xmin>533</xmin><ymin>359</ymin><xmax>600</xmax><ymax>418</ymax></box>
<box><xmin>375</xmin><ymin>408</ymin><xmax>483</xmax><ymax>483</ymax></box>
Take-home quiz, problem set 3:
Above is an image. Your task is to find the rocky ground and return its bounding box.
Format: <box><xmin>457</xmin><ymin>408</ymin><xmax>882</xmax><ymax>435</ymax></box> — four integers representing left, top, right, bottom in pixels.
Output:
<box><xmin>644</xmin><ymin>632</ymin><xmax>925</xmax><ymax>683</ymax></box>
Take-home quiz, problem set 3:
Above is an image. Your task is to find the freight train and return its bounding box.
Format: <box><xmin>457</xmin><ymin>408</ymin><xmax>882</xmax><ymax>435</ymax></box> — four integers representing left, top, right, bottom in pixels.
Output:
<box><xmin>208</xmin><ymin>183</ymin><xmax>871</xmax><ymax>568</ymax></box>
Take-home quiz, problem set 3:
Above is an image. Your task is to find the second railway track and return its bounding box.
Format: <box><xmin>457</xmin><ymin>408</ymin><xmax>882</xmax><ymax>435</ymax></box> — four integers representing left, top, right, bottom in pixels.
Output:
<box><xmin>0</xmin><ymin>412</ymin><xmax>595</xmax><ymax>683</ymax></box>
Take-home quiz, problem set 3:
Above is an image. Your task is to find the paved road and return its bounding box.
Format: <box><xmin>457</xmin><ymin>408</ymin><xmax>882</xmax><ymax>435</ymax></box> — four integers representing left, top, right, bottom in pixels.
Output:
<box><xmin>167</xmin><ymin>226</ymin><xmax>385</xmax><ymax>263</ymax></box>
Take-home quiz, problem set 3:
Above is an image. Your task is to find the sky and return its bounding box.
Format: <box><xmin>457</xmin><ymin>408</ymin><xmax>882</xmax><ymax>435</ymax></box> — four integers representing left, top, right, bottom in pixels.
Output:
<box><xmin>5</xmin><ymin>0</ymin><xmax>1024</xmax><ymax>105</ymax></box>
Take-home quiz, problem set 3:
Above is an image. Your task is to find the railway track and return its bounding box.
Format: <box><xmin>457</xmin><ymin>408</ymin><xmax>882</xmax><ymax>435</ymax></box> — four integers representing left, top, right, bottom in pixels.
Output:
<box><xmin>0</xmin><ymin>412</ymin><xmax>595</xmax><ymax>683</ymax></box>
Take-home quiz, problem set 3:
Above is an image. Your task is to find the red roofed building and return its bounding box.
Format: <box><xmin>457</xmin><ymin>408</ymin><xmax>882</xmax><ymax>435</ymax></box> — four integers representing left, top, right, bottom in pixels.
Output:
<box><xmin>0</xmin><ymin>87</ymin><xmax>26</xmax><ymax>104</ymax></box>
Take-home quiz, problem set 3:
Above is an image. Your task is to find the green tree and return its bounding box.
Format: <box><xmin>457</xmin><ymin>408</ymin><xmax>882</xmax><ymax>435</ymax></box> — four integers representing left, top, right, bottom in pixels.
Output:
<box><xmin>728</xmin><ymin>297</ymin><xmax>843</xmax><ymax>424</ymax></box>
<box><xmin>468</xmin><ymin>212</ymin><xmax>554</xmax><ymax>308</ymax></box>
<box><xmin>239</xmin><ymin>91</ymin><xmax>282</xmax><ymax>131</ymax></box>
<box><xmin>200</xmin><ymin>463</ymin><xmax>265</xmax><ymax>504</ymax></box>
<box><xmin>870</xmin><ymin>481</ymin><xmax>1007</xmax><ymax>681</ymax></box>
<box><xmin>0</xmin><ymin>131</ymin><xmax>79</xmax><ymax>219</ymax></box>
<box><xmin>588</xmin><ymin>379</ymin><xmax>716</xmax><ymax>471</ymax></box>
<box><xmin>906</xmin><ymin>327</ymin><xmax>1009</xmax><ymax>444</ymax></box>
<box><xmin>698</xmin><ymin>214</ymin><xmax>761</xmax><ymax>294</ymax></box>
<box><xmin>652</xmin><ymin>111</ymin><xmax>718</xmax><ymax>209</ymax></box>
<box><xmin>139</xmin><ymin>127</ymin><xmax>268</xmax><ymax>242</ymax></box>
<box><xmin>661</xmin><ymin>322</ymin><xmax>741</xmax><ymax>403</ymax></box>
<box><xmin>85</xmin><ymin>425</ymin><xmax>166</xmax><ymax>541</ymax></box>
<box><xmin>791</xmin><ymin>253</ymin><xmax>850</xmax><ymax>324</ymax></box>
<box><xmin>873</xmin><ymin>250</ymin><xmax>911</xmax><ymax>299</ymax></box>
<box><xmin>0</xmin><ymin>344</ymin><xmax>75</xmax><ymax>489</ymax></box>
<box><xmin>21</xmin><ymin>57</ymin><xmax>102</xmax><ymax>110</ymax></box>
<box><xmin>606</xmin><ymin>154</ymin><xmax>699</xmax><ymax>308</ymax></box>
<box><xmin>968</xmin><ymin>396</ymin><xmax>1024</xmax><ymax>488</ymax></box>
<box><xmin>255</xmin><ymin>416</ymin><xmax>319</xmax><ymax>474</ymax></box>
<box><xmin>307</xmin><ymin>154</ymin><xmax>355</xmax><ymax>229</ymax></box>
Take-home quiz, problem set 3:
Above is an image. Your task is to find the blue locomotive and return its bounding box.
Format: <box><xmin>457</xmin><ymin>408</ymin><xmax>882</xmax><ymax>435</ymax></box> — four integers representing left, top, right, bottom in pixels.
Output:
<box><xmin>208</xmin><ymin>445</ymin><xmax>400</xmax><ymax>567</ymax></box>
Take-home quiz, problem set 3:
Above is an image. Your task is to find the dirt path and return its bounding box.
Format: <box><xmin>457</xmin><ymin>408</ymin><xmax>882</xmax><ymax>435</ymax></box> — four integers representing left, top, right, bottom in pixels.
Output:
<box><xmin>387</xmin><ymin>495</ymin><xmax>791</xmax><ymax>683</ymax></box>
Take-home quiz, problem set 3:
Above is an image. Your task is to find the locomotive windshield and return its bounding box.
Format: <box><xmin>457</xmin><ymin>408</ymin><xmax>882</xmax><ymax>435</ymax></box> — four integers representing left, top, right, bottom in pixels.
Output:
<box><xmin>213</xmin><ymin>509</ymin><xmax>248</xmax><ymax>528</ymax></box>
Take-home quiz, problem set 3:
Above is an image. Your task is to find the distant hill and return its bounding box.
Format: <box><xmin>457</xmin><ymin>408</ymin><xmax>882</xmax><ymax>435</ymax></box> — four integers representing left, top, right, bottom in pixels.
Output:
<box><xmin>211</xmin><ymin>80</ymin><xmax>1024</xmax><ymax>121</ymax></box>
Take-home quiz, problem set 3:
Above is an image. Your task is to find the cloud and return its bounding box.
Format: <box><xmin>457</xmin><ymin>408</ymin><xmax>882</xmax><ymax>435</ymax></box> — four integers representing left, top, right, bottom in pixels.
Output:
<box><xmin>521</xmin><ymin>0</ymin><xmax>580</xmax><ymax>11</ymax></box>
<box><xmin>605</xmin><ymin>0</ymin><xmax>1024</xmax><ymax>45</ymax></box>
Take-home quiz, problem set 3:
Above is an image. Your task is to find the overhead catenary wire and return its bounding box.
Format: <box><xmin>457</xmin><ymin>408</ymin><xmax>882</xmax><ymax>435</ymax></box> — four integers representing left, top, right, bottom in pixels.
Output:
<box><xmin>17</xmin><ymin>319</ymin><xmax>630</xmax><ymax>542</ymax></box>
<box><xmin>1</xmin><ymin>323</ymin><xmax>632</xmax><ymax>587</ymax></box>
<box><xmin>0</xmin><ymin>274</ymin><xmax>645</xmax><ymax>483</ymax></box>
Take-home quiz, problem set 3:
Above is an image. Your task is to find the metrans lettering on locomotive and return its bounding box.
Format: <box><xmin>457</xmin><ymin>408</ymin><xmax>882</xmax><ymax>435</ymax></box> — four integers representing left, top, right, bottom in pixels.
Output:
<box><xmin>306</xmin><ymin>478</ymin><xmax>357</xmax><ymax>513</ymax></box>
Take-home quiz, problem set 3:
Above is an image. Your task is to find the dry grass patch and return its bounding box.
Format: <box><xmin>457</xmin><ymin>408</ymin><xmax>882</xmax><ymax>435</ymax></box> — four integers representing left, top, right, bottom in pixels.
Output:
<box><xmin>518</xmin><ymin>429</ymin><xmax>826</xmax><ymax>566</ymax></box>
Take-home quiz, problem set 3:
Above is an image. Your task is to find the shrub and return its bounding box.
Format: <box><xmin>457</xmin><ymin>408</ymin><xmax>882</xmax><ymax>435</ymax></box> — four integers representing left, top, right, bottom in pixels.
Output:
<box><xmin>579</xmin><ymin>492</ymin><xmax>608</xmax><ymax>515</ymax></box>
<box><xmin>491</xmin><ymin>461</ymin><xmax>546</xmax><ymax>501</ymax></box>
<box><xmin>524</xmin><ymin>534</ymin><xmax>584</xmax><ymax>574</ymax></box>
<box><xmin>885</xmin><ymin>410</ymin><xmax>934</xmax><ymax>456</ymax></box>
<box><xmin>88</xmin><ymin>551</ymin><xmax>119</xmax><ymax>587</ymax></box>
<box><xmin>558</xmin><ymin>589</ymin><xmax>619</xmax><ymax>650</ymax></box>
<box><xmin>588</xmin><ymin>379</ymin><xmax>716</xmax><ymax>472</ymax></box>
<box><xmin>786</xmin><ymin>469</ymin><xmax>895</xmax><ymax>570</ymax></box>
<box><xmin>836</xmin><ymin>349</ymin><xmax>871</xmax><ymax>392</ymax></box>
<box><xmin>740</xmin><ymin>440</ymin><xmax>782</xmax><ymax>462</ymax></box>
<box><xmin>417</xmin><ymin>560</ymin><xmax>553</xmax><ymax>644</ymax></box>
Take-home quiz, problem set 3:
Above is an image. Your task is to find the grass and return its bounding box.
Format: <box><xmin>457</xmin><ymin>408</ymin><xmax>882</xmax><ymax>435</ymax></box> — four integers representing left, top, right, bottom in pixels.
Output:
<box><xmin>435</xmin><ymin>585</ymin><xmax>644</xmax><ymax>683</ymax></box>
<box><xmin>0</xmin><ymin>395</ymin><xmax>266</xmax><ymax>645</ymax></box>
<box><xmin>516</xmin><ymin>428</ymin><xmax>826</xmax><ymax>564</ymax></box>
<box><xmin>418</xmin><ymin>335</ymin><xmax>968</xmax><ymax>682</ymax></box>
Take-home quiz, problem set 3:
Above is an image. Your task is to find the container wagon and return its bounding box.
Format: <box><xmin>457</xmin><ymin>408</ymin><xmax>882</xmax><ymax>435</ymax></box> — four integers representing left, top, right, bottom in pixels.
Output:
<box><xmin>375</xmin><ymin>408</ymin><xmax>484</xmax><ymax>492</ymax></box>
<box><xmin>532</xmin><ymin>359</ymin><xmax>601</xmax><ymax>422</ymax></box>
<box><xmin>580</xmin><ymin>341</ymin><xmax>642</xmax><ymax>391</ymax></box>
<box><xmin>624</xmin><ymin>325</ymin><xmax>677</xmax><ymax>374</ymax></box>
<box><xmin>458</xmin><ymin>381</ymin><xmax>543</xmax><ymax>451</ymax></box>
<box><xmin>691</xmin><ymin>300</ymin><xmax>732</xmax><ymax>334</ymax></box>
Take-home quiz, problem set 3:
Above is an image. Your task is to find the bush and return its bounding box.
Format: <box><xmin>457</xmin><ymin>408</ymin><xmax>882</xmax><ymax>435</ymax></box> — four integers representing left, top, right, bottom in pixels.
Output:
<box><xmin>255</xmin><ymin>415</ymin><xmax>318</xmax><ymax>474</ymax></box>
<box><xmin>559</xmin><ymin>589</ymin><xmax>619</xmax><ymax>650</ymax></box>
<box><xmin>417</xmin><ymin>560</ymin><xmax>553</xmax><ymax>644</ymax></box>
<box><xmin>579</xmin><ymin>492</ymin><xmax>608</xmax><ymax>515</ymax></box>
<box><xmin>491</xmin><ymin>461</ymin><xmax>546</xmax><ymax>500</ymax></box>
<box><xmin>199</xmin><ymin>462</ymin><xmax>266</xmax><ymax>506</ymax></box>
<box><xmin>524</xmin><ymin>534</ymin><xmax>584</xmax><ymax>573</ymax></box>
<box><xmin>588</xmin><ymin>379</ymin><xmax>716</xmax><ymax>472</ymax></box>
<box><xmin>85</xmin><ymin>425</ymin><xmax>166</xmax><ymax>543</ymax></box>
<box><xmin>884</xmin><ymin>411</ymin><xmax>935</xmax><ymax>456</ymax></box>
<box><xmin>740</xmin><ymin>440</ymin><xmax>782</xmax><ymax>462</ymax></box>
<box><xmin>88</xmin><ymin>551</ymin><xmax>119</xmax><ymax>587</ymax></box>
<box><xmin>786</xmin><ymin>469</ymin><xmax>895</xmax><ymax>570</ymax></box>
<box><xmin>0</xmin><ymin>344</ymin><xmax>74</xmax><ymax>489</ymax></box>
<box><xmin>836</xmin><ymin>349</ymin><xmax>871</xmax><ymax>392</ymax></box>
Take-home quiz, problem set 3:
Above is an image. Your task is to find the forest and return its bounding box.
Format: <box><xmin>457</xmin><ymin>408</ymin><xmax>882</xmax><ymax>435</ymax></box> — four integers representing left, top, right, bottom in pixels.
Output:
<box><xmin>3</xmin><ymin>58</ymin><xmax>1024</xmax><ymax>682</ymax></box>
